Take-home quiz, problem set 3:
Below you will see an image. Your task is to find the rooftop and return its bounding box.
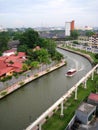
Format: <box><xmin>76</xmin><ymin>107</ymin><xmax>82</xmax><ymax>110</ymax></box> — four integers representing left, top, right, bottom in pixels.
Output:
<box><xmin>77</xmin><ymin>102</ymin><xmax>96</xmax><ymax>114</ymax></box>
<box><xmin>88</xmin><ymin>93</ymin><xmax>98</xmax><ymax>102</ymax></box>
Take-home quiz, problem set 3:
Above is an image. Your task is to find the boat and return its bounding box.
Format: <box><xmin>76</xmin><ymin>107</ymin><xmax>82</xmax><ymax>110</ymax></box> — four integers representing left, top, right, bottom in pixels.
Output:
<box><xmin>66</xmin><ymin>68</ymin><xmax>77</xmax><ymax>77</ymax></box>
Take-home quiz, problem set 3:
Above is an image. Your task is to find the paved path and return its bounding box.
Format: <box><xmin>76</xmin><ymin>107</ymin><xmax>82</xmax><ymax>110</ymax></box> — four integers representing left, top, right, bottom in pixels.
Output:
<box><xmin>0</xmin><ymin>60</ymin><xmax>65</xmax><ymax>99</ymax></box>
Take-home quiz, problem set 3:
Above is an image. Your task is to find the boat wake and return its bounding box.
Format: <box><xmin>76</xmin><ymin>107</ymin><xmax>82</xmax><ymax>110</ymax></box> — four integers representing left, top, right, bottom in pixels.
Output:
<box><xmin>66</xmin><ymin>56</ymin><xmax>85</xmax><ymax>73</ymax></box>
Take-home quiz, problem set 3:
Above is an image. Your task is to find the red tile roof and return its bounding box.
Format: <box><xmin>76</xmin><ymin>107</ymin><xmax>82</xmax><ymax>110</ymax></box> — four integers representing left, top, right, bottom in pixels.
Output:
<box><xmin>0</xmin><ymin>51</ymin><xmax>26</xmax><ymax>77</ymax></box>
<box><xmin>5</xmin><ymin>52</ymin><xmax>26</xmax><ymax>63</ymax></box>
<box><xmin>0</xmin><ymin>56</ymin><xmax>7</xmax><ymax>61</ymax></box>
<box><xmin>18</xmin><ymin>52</ymin><xmax>26</xmax><ymax>57</ymax></box>
<box><xmin>0</xmin><ymin>67</ymin><xmax>13</xmax><ymax>76</ymax></box>
<box><xmin>11</xmin><ymin>62</ymin><xmax>22</xmax><ymax>68</ymax></box>
<box><xmin>0</xmin><ymin>60</ymin><xmax>7</xmax><ymax>68</ymax></box>
<box><xmin>5</xmin><ymin>55</ymin><xmax>18</xmax><ymax>63</ymax></box>
<box><xmin>88</xmin><ymin>93</ymin><xmax>98</xmax><ymax>102</ymax></box>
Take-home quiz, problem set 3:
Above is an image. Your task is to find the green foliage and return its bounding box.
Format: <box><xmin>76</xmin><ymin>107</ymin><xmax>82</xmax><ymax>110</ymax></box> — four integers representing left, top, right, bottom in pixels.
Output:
<box><xmin>42</xmin><ymin>75</ymin><xmax>98</xmax><ymax>130</ymax></box>
<box><xmin>73</xmin><ymin>41</ymin><xmax>79</xmax><ymax>44</ymax></box>
<box><xmin>17</xmin><ymin>44</ymin><xmax>28</xmax><ymax>52</ymax></box>
<box><xmin>85</xmin><ymin>30</ymin><xmax>95</xmax><ymax>37</ymax></box>
<box><xmin>41</xmin><ymin>39</ymin><xmax>56</xmax><ymax>57</ymax></box>
<box><xmin>95</xmin><ymin>54</ymin><xmax>98</xmax><ymax>59</ymax></box>
<box><xmin>70</xmin><ymin>30</ymin><xmax>79</xmax><ymax>39</ymax></box>
<box><xmin>13</xmin><ymin>31</ymin><xmax>22</xmax><ymax>40</ymax></box>
<box><xmin>52</xmin><ymin>51</ymin><xmax>63</xmax><ymax>61</ymax></box>
<box><xmin>22</xmin><ymin>63</ymin><xmax>29</xmax><ymax>71</ymax></box>
<box><xmin>19</xmin><ymin>28</ymin><xmax>39</xmax><ymax>48</ymax></box>
<box><xmin>0</xmin><ymin>51</ymin><xmax>2</xmax><ymax>56</ymax></box>
<box><xmin>17</xmin><ymin>28</ymin><xmax>64</xmax><ymax>66</ymax></box>
<box><xmin>19</xmin><ymin>81</ymin><xmax>24</xmax><ymax>86</ymax></box>
<box><xmin>0</xmin><ymin>31</ymin><xmax>10</xmax><ymax>52</ymax></box>
<box><xmin>37</xmin><ymin>48</ymin><xmax>50</xmax><ymax>64</ymax></box>
<box><xmin>30</xmin><ymin>61</ymin><xmax>39</xmax><ymax>68</ymax></box>
<box><xmin>0</xmin><ymin>90</ymin><xmax>7</xmax><ymax>96</ymax></box>
<box><xmin>34</xmin><ymin>73</ymin><xmax>39</xmax><ymax>77</ymax></box>
<box><xmin>0</xmin><ymin>75</ymin><xmax>12</xmax><ymax>82</ymax></box>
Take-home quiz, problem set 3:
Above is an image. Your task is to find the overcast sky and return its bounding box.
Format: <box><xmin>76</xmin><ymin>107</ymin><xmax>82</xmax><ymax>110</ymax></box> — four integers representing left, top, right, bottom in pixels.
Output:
<box><xmin>0</xmin><ymin>0</ymin><xmax>98</xmax><ymax>28</ymax></box>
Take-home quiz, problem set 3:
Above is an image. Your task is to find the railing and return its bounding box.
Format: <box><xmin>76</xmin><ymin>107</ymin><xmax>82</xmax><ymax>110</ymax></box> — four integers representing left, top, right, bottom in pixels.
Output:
<box><xmin>26</xmin><ymin>64</ymin><xmax>98</xmax><ymax>130</ymax></box>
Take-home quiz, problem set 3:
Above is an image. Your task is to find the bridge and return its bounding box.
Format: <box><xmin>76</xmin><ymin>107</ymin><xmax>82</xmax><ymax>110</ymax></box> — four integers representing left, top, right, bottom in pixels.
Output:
<box><xmin>26</xmin><ymin>64</ymin><xmax>98</xmax><ymax>130</ymax></box>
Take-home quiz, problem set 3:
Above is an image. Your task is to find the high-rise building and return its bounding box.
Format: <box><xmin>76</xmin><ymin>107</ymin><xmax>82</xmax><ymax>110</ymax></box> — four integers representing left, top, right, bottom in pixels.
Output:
<box><xmin>71</xmin><ymin>20</ymin><xmax>74</xmax><ymax>31</ymax></box>
<box><xmin>65</xmin><ymin>20</ymin><xmax>75</xmax><ymax>36</ymax></box>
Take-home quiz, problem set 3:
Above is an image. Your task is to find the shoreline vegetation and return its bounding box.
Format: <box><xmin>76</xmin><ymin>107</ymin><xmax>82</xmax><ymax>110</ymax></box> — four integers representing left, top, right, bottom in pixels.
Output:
<box><xmin>0</xmin><ymin>29</ymin><xmax>65</xmax><ymax>99</ymax></box>
<box><xmin>0</xmin><ymin>59</ymin><xmax>66</xmax><ymax>99</ymax></box>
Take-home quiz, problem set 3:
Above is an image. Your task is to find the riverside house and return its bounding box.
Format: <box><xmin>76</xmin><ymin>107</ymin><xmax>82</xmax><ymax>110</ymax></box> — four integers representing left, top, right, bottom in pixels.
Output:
<box><xmin>0</xmin><ymin>49</ymin><xmax>26</xmax><ymax>78</ymax></box>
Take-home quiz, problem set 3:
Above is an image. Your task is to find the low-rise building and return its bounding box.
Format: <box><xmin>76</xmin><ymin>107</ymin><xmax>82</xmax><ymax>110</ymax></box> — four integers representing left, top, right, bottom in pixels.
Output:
<box><xmin>0</xmin><ymin>51</ymin><xmax>26</xmax><ymax>78</ymax></box>
<box><xmin>76</xmin><ymin>102</ymin><xmax>96</xmax><ymax>125</ymax></box>
<box><xmin>89</xmin><ymin>34</ymin><xmax>98</xmax><ymax>47</ymax></box>
<box><xmin>88</xmin><ymin>93</ymin><xmax>98</xmax><ymax>109</ymax></box>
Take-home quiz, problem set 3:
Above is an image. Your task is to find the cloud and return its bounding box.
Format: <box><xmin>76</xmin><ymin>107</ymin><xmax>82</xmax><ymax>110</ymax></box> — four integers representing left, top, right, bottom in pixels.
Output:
<box><xmin>0</xmin><ymin>0</ymin><xmax>98</xmax><ymax>27</ymax></box>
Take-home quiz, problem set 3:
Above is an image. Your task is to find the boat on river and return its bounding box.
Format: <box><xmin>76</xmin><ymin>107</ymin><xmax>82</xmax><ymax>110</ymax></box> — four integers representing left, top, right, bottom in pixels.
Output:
<box><xmin>66</xmin><ymin>68</ymin><xmax>77</xmax><ymax>77</ymax></box>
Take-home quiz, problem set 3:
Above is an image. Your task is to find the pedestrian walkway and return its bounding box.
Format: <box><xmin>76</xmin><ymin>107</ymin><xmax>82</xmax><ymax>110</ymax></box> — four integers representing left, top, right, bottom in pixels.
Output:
<box><xmin>0</xmin><ymin>60</ymin><xmax>66</xmax><ymax>99</ymax></box>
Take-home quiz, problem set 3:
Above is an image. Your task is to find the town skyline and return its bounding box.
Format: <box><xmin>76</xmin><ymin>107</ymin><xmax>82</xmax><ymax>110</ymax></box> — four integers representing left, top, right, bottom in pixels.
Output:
<box><xmin>0</xmin><ymin>0</ymin><xmax>98</xmax><ymax>28</ymax></box>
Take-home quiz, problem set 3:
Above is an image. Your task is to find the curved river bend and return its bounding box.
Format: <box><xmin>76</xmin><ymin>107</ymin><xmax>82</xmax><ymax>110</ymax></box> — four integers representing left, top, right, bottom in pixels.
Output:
<box><xmin>0</xmin><ymin>49</ymin><xmax>92</xmax><ymax>130</ymax></box>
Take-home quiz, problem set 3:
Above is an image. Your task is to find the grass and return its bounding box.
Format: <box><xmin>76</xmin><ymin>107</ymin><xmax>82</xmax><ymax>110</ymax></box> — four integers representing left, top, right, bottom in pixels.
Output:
<box><xmin>42</xmin><ymin>74</ymin><xmax>98</xmax><ymax>130</ymax></box>
<box><xmin>42</xmin><ymin>45</ymin><xmax>98</xmax><ymax>130</ymax></box>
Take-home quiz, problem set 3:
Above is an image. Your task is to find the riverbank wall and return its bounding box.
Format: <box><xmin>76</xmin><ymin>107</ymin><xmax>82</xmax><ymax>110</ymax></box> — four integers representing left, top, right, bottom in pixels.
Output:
<box><xmin>58</xmin><ymin>46</ymin><xmax>94</xmax><ymax>66</ymax></box>
<box><xmin>0</xmin><ymin>60</ymin><xmax>66</xmax><ymax>99</ymax></box>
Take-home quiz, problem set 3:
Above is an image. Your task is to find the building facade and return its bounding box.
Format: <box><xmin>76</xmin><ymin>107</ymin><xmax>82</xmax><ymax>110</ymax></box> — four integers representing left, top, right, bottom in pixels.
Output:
<box><xmin>65</xmin><ymin>20</ymin><xmax>75</xmax><ymax>36</ymax></box>
<box><xmin>75</xmin><ymin>102</ymin><xmax>96</xmax><ymax>125</ymax></box>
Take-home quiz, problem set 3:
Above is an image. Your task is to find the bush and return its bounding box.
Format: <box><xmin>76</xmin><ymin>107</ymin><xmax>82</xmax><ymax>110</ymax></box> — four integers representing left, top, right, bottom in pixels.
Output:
<box><xmin>0</xmin><ymin>90</ymin><xmax>7</xmax><ymax>96</ymax></box>
<box><xmin>95</xmin><ymin>54</ymin><xmax>98</xmax><ymax>59</ymax></box>
<box><xmin>0</xmin><ymin>75</ymin><xmax>12</xmax><ymax>82</ymax></box>
<box><xmin>34</xmin><ymin>74</ymin><xmax>38</xmax><ymax>77</ymax></box>
<box><xmin>19</xmin><ymin>81</ymin><xmax>24</xmax><ymax>86</ymax></box>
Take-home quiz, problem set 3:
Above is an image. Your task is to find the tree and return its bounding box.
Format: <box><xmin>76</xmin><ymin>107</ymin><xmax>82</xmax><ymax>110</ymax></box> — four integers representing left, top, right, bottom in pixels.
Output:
<box><xmin>17</xmin><ymin>44</ymin><xmax>28</xmax><ymax>52</ymax></box>
<box><xmin>13</xmin><ymin>31</ymin><xmax>22</xmax><ymax>40</ymax></box>
<box><xmin>19</xmin><ymin>28</ymin><xmax>40</xmax><ymax>48</ymax></box>
<box><xmin>52</xmin><ymin>51</ymin><xmax>63</xmax><ymax>61</ymax></box>
<box><xmin>40</xmin><ymin>39</ymin><xmax>56</xmax><ymax>57</ymax></box>
<box><xmin>95</xmin><ymin>54</ymin><xmax>98</xmax><ymax>59</ymax></box>
<box><xmin>0</xmin><ymin>31</ymin><xmax>10</xmax><ymax>52</ymax></box>
<box><xmin>85</xmin><ymin>30</ymin><xmax>95</xmax><ymax>37</ymax></box>
<box><xmin>36</xmin><ymin>48</ymin><xmax>50</xmax><ymax>64</ymax></box>
<box><xmin>30</xmin><ymin>61</ymin><xmax>39</xmax><ymax>68</ymax></box>
<box><xmin>22</xmin><ymin>63</ymin><xmax>29</xmax><ymax>71</ymax></box>
<box><xmin>70</xmin><ymin>30</ymin><xmax>79</xmax><ymax>39</ymax></box>
<box><xmin>73</xmin><ymin>41</ymin><xmax>79</xmax><ymax>44</ymax></box>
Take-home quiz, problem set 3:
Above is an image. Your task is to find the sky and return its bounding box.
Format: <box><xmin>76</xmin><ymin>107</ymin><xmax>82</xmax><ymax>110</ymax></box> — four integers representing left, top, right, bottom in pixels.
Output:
<box><xmin>0</xmin><ymin>0</ymin><xmax>98</xmax><ymax>28</ymax></box>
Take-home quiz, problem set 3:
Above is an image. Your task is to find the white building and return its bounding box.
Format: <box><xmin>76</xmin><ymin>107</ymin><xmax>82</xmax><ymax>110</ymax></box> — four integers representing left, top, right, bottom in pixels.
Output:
<box><xmin>3</xmin><ymin>49</ymin><xmax>17</xmax><ymax>56</ymax></box>
<box><xmin>65</xmin><ymin>22</ymin><xmax>71</xmax><ymax>36</ymax></box>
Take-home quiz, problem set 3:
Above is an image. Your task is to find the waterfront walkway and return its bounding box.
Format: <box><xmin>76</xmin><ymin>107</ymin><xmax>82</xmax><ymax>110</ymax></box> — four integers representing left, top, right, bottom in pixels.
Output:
<box><xmin>0</xmin><ymin>60</ymin><xmax>65</xmax><ymax>99</ymax></box>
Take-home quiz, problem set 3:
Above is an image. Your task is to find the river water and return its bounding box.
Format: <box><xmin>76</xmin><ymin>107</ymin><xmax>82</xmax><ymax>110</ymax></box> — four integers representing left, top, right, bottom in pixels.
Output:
<box><xmin>0</xmin><ymin>48</ymin><xmax>92</xmax><ymax>130</ymax></box>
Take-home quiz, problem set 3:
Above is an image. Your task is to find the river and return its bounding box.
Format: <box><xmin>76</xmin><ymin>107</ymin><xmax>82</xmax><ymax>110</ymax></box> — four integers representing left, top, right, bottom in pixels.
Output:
<box><xmin>0</xmin><ymin>48</ymin><xmax>92</xmax><ymax>130</ymax></box>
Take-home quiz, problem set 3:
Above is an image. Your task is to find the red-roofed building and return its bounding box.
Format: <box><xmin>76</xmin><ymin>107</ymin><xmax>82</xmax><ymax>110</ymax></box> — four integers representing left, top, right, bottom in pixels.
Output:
<box><xmin>0</xmin><ymin>51</ymin><xmax>26</xmax><ymax>78</ymax></box>
<box><xmin>3</xmin><ymin>48</ymin><xmax>17</xmax><ymax>56</ymax></box>
<box><xmin>0</xmin><ymin>59</ymin><xmax>14</xmax><ymax>77</ymax></box>
<box><xmin>88</xmin><ymin>93</ymin><xmax>98</xmax><ymax>109</ymax></box>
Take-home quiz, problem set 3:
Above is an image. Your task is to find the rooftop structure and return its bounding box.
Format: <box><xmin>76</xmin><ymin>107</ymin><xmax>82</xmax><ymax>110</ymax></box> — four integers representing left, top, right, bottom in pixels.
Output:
<box><xmin>88</xmin><ymin>93</ymin><xmax>98</xmax><ymax>109</ymax></box>
<box><xmin>76</xmin><ymin>102</ymin><xmax>96</xmax><ymax>124</ymax></box>
<box><xmin>77</xmin><ymin>102</ymin><xmax>96</xmax><ymax>114</ymax></box>
<box><xmin>0</xmin><ymin>51</ymin><xmax>26</xmax><ymax>77</ymax></box>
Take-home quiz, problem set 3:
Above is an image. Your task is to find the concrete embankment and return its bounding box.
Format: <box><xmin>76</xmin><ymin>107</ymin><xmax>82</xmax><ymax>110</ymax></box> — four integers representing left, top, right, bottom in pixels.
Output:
<box><xmin>0</xmin><ymin>60</ymin><xmax>66</xmax><ymax>99</ymax></box>
<box><xmin>58</xmin><ymin>46</ymin><xmax>94</xmax><ymax>65</ymax></box>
